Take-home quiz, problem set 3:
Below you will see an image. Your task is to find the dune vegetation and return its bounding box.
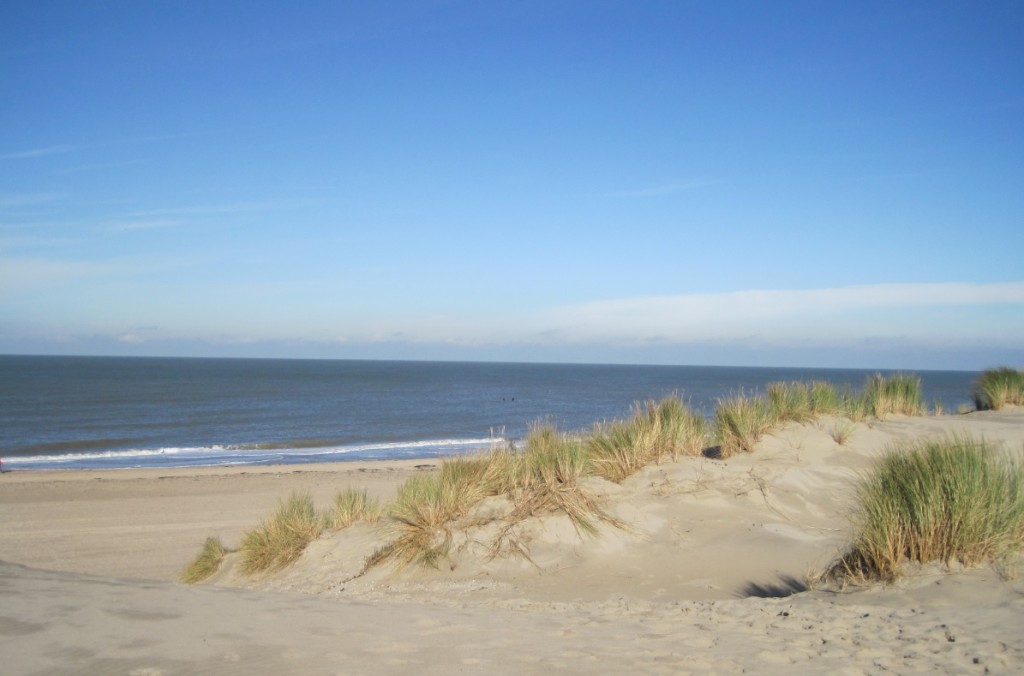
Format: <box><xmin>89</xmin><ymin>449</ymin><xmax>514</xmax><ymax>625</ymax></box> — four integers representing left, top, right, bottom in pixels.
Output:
<box><xmin>863</xmin><ymin>372</ymin><xmax>925</xmax><ymax>418</ymax></box>
<box><xmin>822</xmin><ymin>435</ymin><xmax>1024</xmax><ymax>584</ymax></box>
<box><xmin>324</xmin><ymin>488</ymin><xmax>382</xmax><ymax>531</ymax></box>
<box><xmin>238</xmin><ymin>492</ymin><xmax>323</xmax><ymax>575</ymax></box>
<box><xmin>366</xmin><ymin>457</ymin><xmax>490</xmax><ymax>570</ymax></box>
<box><xmin>179</xmin><ymin>536</ymin><xmax>228</xmax><ymax>584</ymax></box>
<box><xmin>588</xmin><ymin>397</ymin><xmax>706</xmax><ymax>482</ymax></box>
<box><xmin>711</xmin><ymin>375</ymin><xmax>922</xmax><ymax>458</ymax></box>
<box><xmin>183</xmin><ymin>373</ymin><xmax>1001</xmax><ymax>584</ymax></box>
<box><xmin>972</xmin><ymin>367</ymin><xmax>1024</xmax><ymax>411</ymax></box>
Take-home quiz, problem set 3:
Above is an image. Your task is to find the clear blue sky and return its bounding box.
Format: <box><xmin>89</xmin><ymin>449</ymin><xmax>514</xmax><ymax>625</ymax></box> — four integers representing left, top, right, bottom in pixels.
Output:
<box><xmin>2</xmin><ymin>1</ymin><xmax>1022</xmax><ymax>370</ymax></box>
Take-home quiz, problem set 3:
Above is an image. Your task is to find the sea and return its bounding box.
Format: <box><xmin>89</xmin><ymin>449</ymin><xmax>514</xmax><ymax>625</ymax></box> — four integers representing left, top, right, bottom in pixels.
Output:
<box><xmin>0</xmin><ymin>355</ymin><xmax>979</xmax><ymax>472</ymax></box>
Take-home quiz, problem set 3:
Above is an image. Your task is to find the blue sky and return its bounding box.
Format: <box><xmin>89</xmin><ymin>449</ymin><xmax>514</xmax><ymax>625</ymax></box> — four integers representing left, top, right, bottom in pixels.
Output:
<box><xmin>2</xmin><ymin>1</ymin><xmax>1022</xmax><ymax>370</ymax></box>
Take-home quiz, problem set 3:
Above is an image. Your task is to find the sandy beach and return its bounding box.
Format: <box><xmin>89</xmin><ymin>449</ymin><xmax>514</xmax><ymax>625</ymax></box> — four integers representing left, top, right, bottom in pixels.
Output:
<box><xmin>2</xmin><ymin>409</ymin><xmax>1023</xmax><ymax>674</ymax></box>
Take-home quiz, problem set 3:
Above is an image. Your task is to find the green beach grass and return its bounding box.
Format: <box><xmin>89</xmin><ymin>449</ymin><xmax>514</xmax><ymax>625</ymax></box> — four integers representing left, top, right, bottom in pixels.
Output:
<box><xmin>972</xmin><ymin>367</ymin><xmax>1024</xmax><ymax>411</ymax></box>
<box><xmin>714</xmin><ymin>374</ymin><xmax>926</xmax><ymax>457</ymax></box>
<box><xmin>179</xmin><ymin>536</ymin><xmax>228</xmax><ymax>584</ymax></box>
<box><xmin>507</xmin><ymin>426</ymin><xmax>604</xmax><ymax>536</ymax></box>
<box><xmin>714</xmin><ymin>392</ymin><xmax>775</xmax><ymax>457</ymax></box>
<box><xmin>863</xmin><ymin>372</ymin><xmax>925</xmax><ymax>418</ymax></box>
<box><xmin>366</xmin><ymin>456</ymin><xmax>489</xmax><ymax>570</ymax></box>
<box><xmin>183</xmin><ymin>377</ymin><xmax>1007</xmax><ymax>581</ymax></box>
<box><xmin>589</xmin><ymin>396</ymin><xmax>706</xmax><ymax>482</ymax></box>
<box><xmin>823</xmin><ymin>435</ymin><xmax>1024</xmax><ymax>584</ymax></box>
<box><xmin>238</xmin><ymin>492</ymin><xmax>323</xmax><ymax>576</ymax></box>
<box><xmin>324</xmin><ymin>487</ymin><xmax>383</xmax><ymax>530</ymax></box>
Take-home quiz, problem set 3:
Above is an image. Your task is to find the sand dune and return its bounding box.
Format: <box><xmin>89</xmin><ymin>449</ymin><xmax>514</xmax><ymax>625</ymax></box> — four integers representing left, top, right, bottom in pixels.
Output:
<box><xmin>2</xmin><ymin>409</ymin><xmax>1023</xmax><ymax>674</ymax></box>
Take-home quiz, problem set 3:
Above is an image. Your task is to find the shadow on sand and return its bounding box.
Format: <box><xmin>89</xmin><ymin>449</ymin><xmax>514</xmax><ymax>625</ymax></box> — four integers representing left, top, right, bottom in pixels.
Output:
<box><xmin>739</xmin><ymin>574</ymin><xmax>809</xmax><ymax>599</ymax></box>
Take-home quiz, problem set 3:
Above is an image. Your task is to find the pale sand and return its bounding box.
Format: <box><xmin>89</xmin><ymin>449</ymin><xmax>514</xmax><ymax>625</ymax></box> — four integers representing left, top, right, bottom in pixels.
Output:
<box><xmin>2</xmin><ymin>410</ymin><xmax>1023</xmax><ymax>674</ymax></box>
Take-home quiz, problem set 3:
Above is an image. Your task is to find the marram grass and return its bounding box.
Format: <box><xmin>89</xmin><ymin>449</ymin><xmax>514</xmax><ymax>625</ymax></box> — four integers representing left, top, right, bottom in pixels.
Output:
<box><xmin>180</xmin><ymin>536</ymin><xmax>228</xmax><ymax>584</ymax></box>
<box><xmin>765</xmin><ymin>381</ymin><xmax>817</xmax><ymax>424</ymax></box>
<box><xmin>972</xmin><ymin>367</ymin><xmax>1024</xmax><ymax>411</ymax></box>
<box><xmin>648</xmin><ymin>396</ymin><xmax>707</xmax><ymax>461</ymax></box>
<box><xmin>512</xmin><ymin>426</ymin><xmax>603</xmax><ymax>536</ymax></box>
<box><xmin>829</xmin><ymin>419</ymin><xmax>856</xmax><ymax>446</ymax></box>
<box><xmin>239</xmin><ymin>492</ymin><xmax>323</xmax><ymax>575</ymax></box>
<box><xmin>822</xmin><ymin>435</ymin><xmax>1024</xmax><ymax>584</ymax></box>
<box><xmin>219</xmin><ymin>377</ymin><xmax>965</xmax><ymax>578</ymax></box>
<box><xmin>714</xmin><ymin>392</ymin><xmax>775</xmax><ymax>457</ymax></box>
<box><xmin>589</xmin><ymin>396</ymin><xmax>706</xmax><ymax>482</ymax></box>
<box><xmin>324</xmin><ymin>487</ymin><xmax>382</xmax><ymax>530</ymax></box>
<box><xmin>863</xmin><ymin>372</ymin><xmax>925</xmax><ymax>418</ymax></box>
<box><xmin>367</xmin><ymin>424</ymin><xmax>619</xmax><ymax>571</ymax></box>
<box><xmin>765</xmin><ymin>381</ymin><xmax>863</xmax><ymax>424</ymax></box>
<box><xmin>715</xmin><ymin>377</ymin><xmax>923</xmax><ymax>456</ymax></box>
<box><xmin>367</xmin><ymin>456</ymin><xmax>489</xmax><ymax>570</ymax></box>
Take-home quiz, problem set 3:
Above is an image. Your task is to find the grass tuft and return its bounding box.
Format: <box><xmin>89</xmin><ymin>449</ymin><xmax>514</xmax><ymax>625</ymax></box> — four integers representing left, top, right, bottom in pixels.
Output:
<box><xmin>766</xmin><ymin>381</ymin><xmax>816</xmax><ymax>424</ymax></box>
<box><xmin>714</xmin><ymin>392</ymin><xmax>775</xmax><ymax>457</ymax></box>
<box><xmin>972</xmin><ymin>367</ymin><xmax>1024</xmax><ymax>411</ymax></box>
<box><xmin>822</xmin><ymin>435</ymin><xmax>1024</xmax><ymax>584</ymax></box>
<box><xmin>496</xmin><ymin>426</ymin><xmax>605</xmax><ymax>536</ymax></box>
<box><xmin>589</xmin><ymin>396</ymin><xmax>706</xmax><ymax>482</ymax></box>
<box><xmin>863</xmin><ymin>373</ymin><xmax>925</xmax><ymax>418</ymax></box>
<box><xmin>367</xmin><ymin>457</ymin><xmax>488</xmax><ymax>570</ymax></box>
<box><xmin>324</xmin><ymin>488</ymin><xmax>383</xmax><ymax>530</ymax></box>
<box><xmin>368</xmin><ymin>425</ymin><xmax>622</xmax><ymax>571</ymax></box>
<box><xmin>239</xmin><ymin>492</ymin><xmax>323</xmax><ymax>576</ymax></box>
<box><xmin>180</xmin><ymin>536</ymin><xmax>228</xmax><ymax>584</ymax></box>
<box><xmin>829</xmin><ymin>419</ymin><xmax>856</xmax><ymax>446</ymax></box>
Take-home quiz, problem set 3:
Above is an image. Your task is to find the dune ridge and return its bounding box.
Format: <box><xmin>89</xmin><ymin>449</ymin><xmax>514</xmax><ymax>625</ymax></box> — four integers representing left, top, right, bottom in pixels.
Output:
<box><xmin>1</xmin><ymin>408</ymin><xmax>1023</xmax><ymax>673</ymax></box>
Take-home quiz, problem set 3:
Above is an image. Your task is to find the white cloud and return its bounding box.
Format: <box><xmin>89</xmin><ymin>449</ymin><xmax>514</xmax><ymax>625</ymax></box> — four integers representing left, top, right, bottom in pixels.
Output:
<box><xmin>292</xmin><ymin>282</ymin><xmax>1024</xmax><ymax>351</ymax></box>
<box><xmin>118</xmin><ymin>333</ymin><xmax>145</xmax><ymax>344</ymax></box>
<box><xmin>531</xmin><ymin>282</ymin><xmax>1024</xmax><ymax>345</ymax></box>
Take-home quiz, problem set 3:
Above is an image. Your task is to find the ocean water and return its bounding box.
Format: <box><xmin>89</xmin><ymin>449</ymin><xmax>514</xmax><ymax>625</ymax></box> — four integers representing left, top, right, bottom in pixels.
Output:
<box><xmin>0</xmin><ymin>356</ymin><xmax>978</xmax><ymax>471</ymax></box>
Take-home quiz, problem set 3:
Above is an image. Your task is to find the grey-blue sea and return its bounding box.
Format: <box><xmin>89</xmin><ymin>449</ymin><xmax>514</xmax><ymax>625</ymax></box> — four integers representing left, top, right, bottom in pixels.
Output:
<box><xmin>0</xmin><ymin>356</ymin><xmax>978</xmax><ymax>471</ymax></box>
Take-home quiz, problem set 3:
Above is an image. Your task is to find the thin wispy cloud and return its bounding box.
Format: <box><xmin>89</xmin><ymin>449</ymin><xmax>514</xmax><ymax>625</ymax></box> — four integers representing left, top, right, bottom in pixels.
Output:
<box><xmin>110</xmin><ymin>219</ymin><xmax>187</xmax><ymax>232</ymax></box>
<box><xmin>532</xmin><ymin>282</ymin><xmax>1024</xmax><ymax>345</ymax></box>
<box><xmin>296</xmin><ymin>282</ymin><xmax>1024</xmax><ymax>351</ymax></box>
<box><xmin>129</xmin><ymin>200</ymin><xmax>301</xmax><ymax>218</ymax></box>
<box><xmin>0</xmin><ymin>145</ymin><xmax>79</xmax><ymax>160</ymax></box>
<box><xmin>56</xmin><ymin>159</ymin><xmax>146</xmax><ymax>175</ymax></box>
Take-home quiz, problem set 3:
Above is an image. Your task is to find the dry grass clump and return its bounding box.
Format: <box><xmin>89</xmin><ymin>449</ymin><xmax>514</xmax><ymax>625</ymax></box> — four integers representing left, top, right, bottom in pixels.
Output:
<box><xmin>829</xmin><ymin>419</ymin><xmax>856</xmax><ymax>446</ymax></box>
<box><xmin>589</xmin><ymin>396</ymin><xmax>706</xmax><ymax>482</ymax></box>
<box><xmin>714</xmin><ymin>392</ymin><xmax>775</xmax><ymax>457</ymax></box>
<box><xmin>239</xmin><ymin>492</ymin><xmax>323</xmax><ymax>575</ymax></box>
<box><xmin>180</xmin><ymin>536</ymin><xmax>228</xmax><ymax>584</ymax></box>
<box><xmin>864</xmin><ymin>372</ymin><xmax>925</xmax><ymax>418</ymax></box>
<box><xmin>972</xmin><ymin>367</ymin><xmax>1024</xmax><ymax>411</ymax></box>
<box><xmin>368</xmin><ymin>425</ymin><xmax>616</xmax><ymax>571</ymax></box>
<box><xmin>367</xmin><ymin>457</ymin><xmax>489</xmax><ymax>570</ymax></box>
<box><xmin>324</xmin><ymin>487</ymin><xmax>383</xmax><ymax>530</ymax></box>
<box><xmin>507</xmin><ymin>426</ymin><xmax>605</xmax><ymax>535</ymax></box>
<box><xmin>822</xmin><ymin>435</ymin><xmax>1024</xmax><ymax>584</ymax></box>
